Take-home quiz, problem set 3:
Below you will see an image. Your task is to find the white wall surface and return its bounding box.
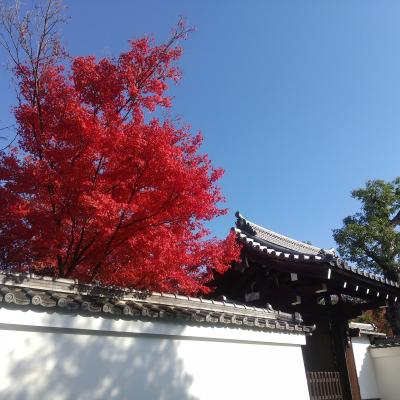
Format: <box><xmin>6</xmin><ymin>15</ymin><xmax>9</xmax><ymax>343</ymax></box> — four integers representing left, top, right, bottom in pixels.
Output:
<box><xmin>0</xmin><ymin>308</ymin><xmax>310</xmax><ymax>400</ymax></box>
<box><xmin>352</xmin><ymin>336</ymin><xmax>380</xmax><ymax>400</ymax></box>
<box><xmin>370</xmin><ymin>346</ymin><xmax>400</xmax><ymax>400</ymax></box>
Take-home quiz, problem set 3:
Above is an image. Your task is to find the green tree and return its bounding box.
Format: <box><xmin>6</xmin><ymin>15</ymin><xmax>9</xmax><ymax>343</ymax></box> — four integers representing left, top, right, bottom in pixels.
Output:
<box><xmin>333</xmin><ymin>178</ymin><xmax>400</xmax><ymax>282</ymax></box>
<box><xmin>334</xmin><ymin>178</ymin><xmax>400</xmax><ymax>335</ymax></box>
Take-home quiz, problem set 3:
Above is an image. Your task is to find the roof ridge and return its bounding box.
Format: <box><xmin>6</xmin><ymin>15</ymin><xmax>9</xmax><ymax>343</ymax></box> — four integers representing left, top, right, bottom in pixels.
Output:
<box><xmin>0</xmin><ymin>271</ymin><xmax>298</xmax><ymax>319</ymax></box>
<box><xmin>234</xmin><ymin>218</ymin><xmax>400</xmax><ymax>289</ymax></box>
<box><xmin>235</xmin><ymin>211</ymin><xmax>325</xmax><ymax>254</ymax></box>
<box><xmin>0</xmin><ymin>271</ymin><xmax>314</xmax><ymax>333</ymax></box>
<box><xmin>234</xmin><ymin>227</ymin><xmax>324</xmax><ymax>262</ymax></box>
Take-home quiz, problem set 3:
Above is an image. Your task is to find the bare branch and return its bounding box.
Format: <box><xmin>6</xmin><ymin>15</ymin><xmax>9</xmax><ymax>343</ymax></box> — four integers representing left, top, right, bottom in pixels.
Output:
<box><xmin>0</xmin><ymin>0</ymin><xmax>67</xmax><ymax>75</ymax></box>
<box><xmin>0</xmin><ymin>123</ymin><xmax>15</xmax><ymax>131</ymax></box>
<box><xmin>0</xmin><ymin>131</ymin><xmax>18</xmax><ymax>150</ymax></box>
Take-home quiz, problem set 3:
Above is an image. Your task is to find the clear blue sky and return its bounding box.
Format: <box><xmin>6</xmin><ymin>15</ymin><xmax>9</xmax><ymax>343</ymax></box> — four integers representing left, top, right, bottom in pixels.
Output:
<box><xmin>1</xmin><ymin>1</ymin><xmax>400</xmax><ymax>249</ymax></box>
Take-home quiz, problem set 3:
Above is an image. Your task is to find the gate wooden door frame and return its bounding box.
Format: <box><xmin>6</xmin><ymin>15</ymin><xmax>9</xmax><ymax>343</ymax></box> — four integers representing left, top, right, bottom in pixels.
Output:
<box><xmin>306</xmin><ymin>371</ymin><xmax>343</xmax><ymax>400</ymax></box>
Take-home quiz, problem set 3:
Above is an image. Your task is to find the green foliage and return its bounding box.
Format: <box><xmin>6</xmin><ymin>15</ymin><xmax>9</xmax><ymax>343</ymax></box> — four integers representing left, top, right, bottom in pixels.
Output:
<box><xmin>333</xmin><ymin>178</ymin><xmax>400</xmax><ymax>281</ymax></box>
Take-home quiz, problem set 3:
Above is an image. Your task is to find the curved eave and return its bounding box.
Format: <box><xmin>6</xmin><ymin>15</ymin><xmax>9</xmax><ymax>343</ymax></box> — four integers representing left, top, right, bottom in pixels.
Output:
<box><xmin>235</xmin><ymin>211</ymin><xmax>324</xmax><ymax>256</ymax></box>
<box><xmin>234</xmin><ymin>227</ymin><xmax>324</xmax><ymax>263</ymax></box>
<box><xmin>234</xmin><ymin>227</ymin><xmax>400</xmax><ymax>290</ymax></box>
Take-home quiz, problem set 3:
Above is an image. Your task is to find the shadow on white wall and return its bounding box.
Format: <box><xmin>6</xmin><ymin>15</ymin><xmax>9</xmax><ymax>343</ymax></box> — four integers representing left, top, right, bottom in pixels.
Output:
<box><xmin>352</xmin><ymin>336</ymin><xmax>380</xmax><ymax>400</ymax></box>
<box><xmin>0</xmin><ymin>309</ymin><xmax>198</xmax><ymax>400</ymax></box>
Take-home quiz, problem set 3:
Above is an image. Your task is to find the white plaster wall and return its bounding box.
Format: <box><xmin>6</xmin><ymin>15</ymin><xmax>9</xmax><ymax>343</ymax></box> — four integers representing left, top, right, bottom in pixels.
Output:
<box><xmin>0</xmin><ymin>308</ymin><xmax>310</xmax><ymax>400</ymax></box>
<box><xmin>370</xmin><ymin>346</ymin><xmax>400</xmax><ymax>400</ymax></box>
<box><xmin>352</xmin><ymin>336</ymin><xmax>380</xmax><ymax>400</ymax></box>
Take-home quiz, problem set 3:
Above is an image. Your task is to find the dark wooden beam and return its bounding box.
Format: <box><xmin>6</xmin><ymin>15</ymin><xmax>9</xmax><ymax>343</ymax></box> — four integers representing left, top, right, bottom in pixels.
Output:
<box><xmin>291</xmin><ymin>301</ymin><xmax>384</xmax><ymax>320</ymax></box>
<box><xmin>331</xmin><ymin>269</ymin><xmax>400</xmax><ymax>301</ymax></box>
<box><xmin>243</xmin><ymin>247</ymin><xmax>400</xmax><ymax>301</ymax></box>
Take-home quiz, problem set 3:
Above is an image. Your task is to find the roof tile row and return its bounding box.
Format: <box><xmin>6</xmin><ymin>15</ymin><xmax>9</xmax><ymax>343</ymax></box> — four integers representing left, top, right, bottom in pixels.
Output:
<box><xmin>0</xmin><ymin>272</ymin><xmax>314</xmax><ymax>334</ymax></box>
<box><xmin>234</xmin><ymin>213</ymin><xmax>400</xmax><ymax>289</ymax></box>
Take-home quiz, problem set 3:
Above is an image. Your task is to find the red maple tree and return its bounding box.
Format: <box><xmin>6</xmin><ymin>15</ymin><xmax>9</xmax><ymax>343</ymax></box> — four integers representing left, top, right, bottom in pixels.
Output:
<box><xmin>0</xmin><ymin>4</ymin><xmax>240</xmax><ymax>294</ymax></box>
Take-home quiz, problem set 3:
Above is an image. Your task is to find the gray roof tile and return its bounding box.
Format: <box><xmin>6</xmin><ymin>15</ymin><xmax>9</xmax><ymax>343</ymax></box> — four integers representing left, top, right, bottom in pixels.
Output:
<box><xmin>236</xmin><ymin>211</ymin><xmax>326</xmax><ymax>255</ymax></box>
<box><xmin>234</xmin><ymin>212</ymin><xmax>400</xmax><ymax>289</ymax></box>
<box><xmin>0</xmin><ymin>272</ymin><xmax>313</xmax><ymax>334</ymax></box>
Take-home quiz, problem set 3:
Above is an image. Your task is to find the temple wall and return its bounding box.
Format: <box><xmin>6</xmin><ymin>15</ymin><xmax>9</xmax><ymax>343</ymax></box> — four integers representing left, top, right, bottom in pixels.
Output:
<box><xmin>0</xmin><ymin>308</ymin><xmax>310</xmax><ymax>400</ymax></box>
<box><xmin>370</xmin><ymin>346</ymin><xmax>400</xmax><ymax>400</ymax></box>
<box><xmin>352</xmin><ymin>336</ymin><xmax>380</xmax><ymax>400</ymax></box>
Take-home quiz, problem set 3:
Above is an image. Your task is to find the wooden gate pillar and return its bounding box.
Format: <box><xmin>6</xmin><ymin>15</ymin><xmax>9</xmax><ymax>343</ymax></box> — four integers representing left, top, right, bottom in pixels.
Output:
<box><xmin>333</xmin><ymin>319</ymin><xmax>361</xmax><ymax>400</ymax></box>
<box><xmin>344</xmin><ymin>331</ymin><xmax>361</xmax><ymax>400</ymax></box>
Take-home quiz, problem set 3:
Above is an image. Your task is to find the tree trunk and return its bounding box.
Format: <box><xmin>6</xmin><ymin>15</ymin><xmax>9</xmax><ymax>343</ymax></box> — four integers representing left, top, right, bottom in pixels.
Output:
<box><xmin>386</xmin><ymin>304</ymin><xmax>400</xmax><ymax>335</ymax></box>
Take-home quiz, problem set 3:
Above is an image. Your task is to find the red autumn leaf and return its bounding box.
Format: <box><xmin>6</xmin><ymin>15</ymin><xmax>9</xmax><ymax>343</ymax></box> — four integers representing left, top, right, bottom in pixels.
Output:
<box><xmin>0</xmin><ymin>25</ymin><xmax>241</xmax><ymax>295</ymax></box>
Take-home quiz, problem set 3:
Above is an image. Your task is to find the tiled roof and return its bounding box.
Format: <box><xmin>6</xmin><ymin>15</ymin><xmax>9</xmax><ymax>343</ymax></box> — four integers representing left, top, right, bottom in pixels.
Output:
<box><xmin>0</xmin><ymin>272</ymin><xmax>314</xmax><ymax>334</ymax></box>
<box><xmin>236</xmin><ymin>212</ymin><xmax>323</xmax><ymax>256</ymax></box>
<box><xmin>349</xmin><ymin>322</ymin><xmax>386</xmax><ymax>337</ymax></box>
<box><xmin>234</xmin><ymin>212</ymin><xmax>400</xmax><ymax>289</ymax></box>
<box><xmin>370</xmin><ymin>337</ymin><xmax>400</xmax><ymax>348</ymax></box>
